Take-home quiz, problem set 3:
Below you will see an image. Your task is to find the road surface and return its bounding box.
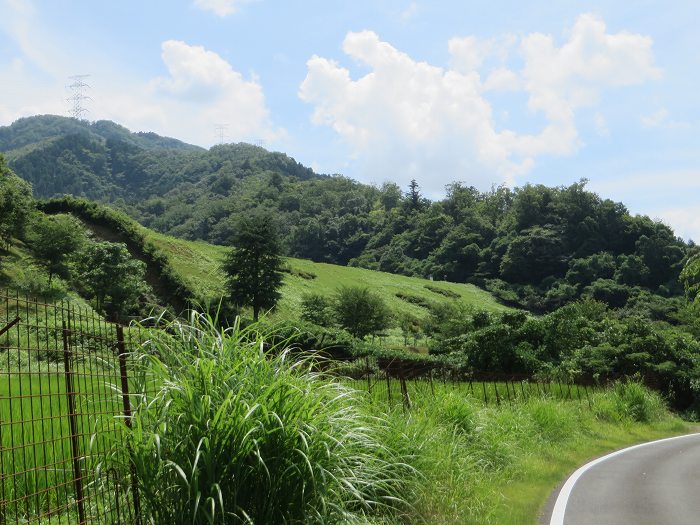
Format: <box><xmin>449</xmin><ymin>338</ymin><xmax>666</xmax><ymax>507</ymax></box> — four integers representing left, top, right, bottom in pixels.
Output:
<box><xmin>543</xmin><ymin>433</ymin><xmax>700</xmax><ymax>525</ymax></box>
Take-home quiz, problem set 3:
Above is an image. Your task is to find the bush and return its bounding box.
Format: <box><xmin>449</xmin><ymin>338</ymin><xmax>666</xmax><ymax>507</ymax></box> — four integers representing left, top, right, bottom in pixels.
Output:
<box><xmin>14</xmin><ymin>266</ymin><xmax>68</xmax><ymax>301</ymax></box>
<box><xmin>424</xmin><ymin>284</ymin><xmax>461</xmax><ymax>299</ymax></box>
<box><xmin>611</xmin><ymin>380</ymin><xmax>666</xmax><ymax>423</ymax></box>
<box><xmin>591</xmin><ymin>380</ymin><xmax>666</xmax><ymax>423</ymax></box>
<box><xmin>299</xmin><ymin>292</ymin><xmax>335</xmax><ymax>327</ymax></box>
<box><xmin>525</xmin><ymin>399</ymin><xmax>578</xmax><ymax>442</ymax></box>
<box><xmin>333</xmin><ymin>286</ymin><xmax>391</xmax><ymax>339</ymax></box>
<box><xmin>435</xmin><ymin>393</ymin><xmax>477</xmax><ymax>435</ymax></box>
<box><xmin>113</xmin><ymin>313</ymin><xmax>413</xmax><ymax>524</ymax></box>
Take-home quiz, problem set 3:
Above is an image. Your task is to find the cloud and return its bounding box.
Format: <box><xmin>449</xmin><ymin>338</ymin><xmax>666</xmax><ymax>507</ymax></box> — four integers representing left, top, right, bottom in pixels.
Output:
<box><xmin>400</xmin><ymin>1</ymin><xmax>418</xmax><ymax>22</ymax></box>
<box><xmin>640</xmin><ymin>107</ymin><xmax>689</xmax><ymax>130</ymax></box>
<box><xmin>641</xmin><ymin>108</ymin><xmax>669</xmax><ymax>128</ymax></box>
<box><xmin>656</xmin><ymin>206</ymin><xmax>700</xmax><ymax>243</ymax></box>
<box><xmin>0</xmin><ymin>32</ymin><xmax>282</xmax><ymax>147</ymax></box>
<box><xmin>300</xmin><ymin>14</ymin><xmax>661</xmax><ymax>192</ymax></box>
<box><xmin>129</xmin><ymin>40</ymin><xmax>282</xmax><ymax>144</ymax></box>
<box><xmin>593</xmin><ymin>112</ymin><xmax>610</xmax><ymax>137</ymax></box>
<box><xmin>448</xmin><ymin>36</ymin><xmax>485</xmax><ymax>72</ymax></box>
<box><xmin>520</xmin><ymin>14</ymin><xmax>661</xmax><ymax>124</ymax></box>
<box><xmin>193</xmin><ymin>0</ymin><xmax>249</xmax><ymax>17</ymax></box>
<box><xmin>0</xmin><ymin>0</ymin><xmax>66</xmax><ymax>76</ymax></box>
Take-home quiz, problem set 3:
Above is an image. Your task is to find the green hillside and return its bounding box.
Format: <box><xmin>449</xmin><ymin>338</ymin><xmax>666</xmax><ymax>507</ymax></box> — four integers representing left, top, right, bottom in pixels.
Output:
<box><xmin>145</xmin><ymin>229</ymin><xmax>509</xmax><ymax>321</ymax></box>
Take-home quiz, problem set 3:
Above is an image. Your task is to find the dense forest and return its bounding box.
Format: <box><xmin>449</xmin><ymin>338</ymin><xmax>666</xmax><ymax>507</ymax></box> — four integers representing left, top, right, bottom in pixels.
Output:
<box><xmin>2</xmin><ymin>115</ymin><xmax>696</xmax><ymax>315</ymax></box>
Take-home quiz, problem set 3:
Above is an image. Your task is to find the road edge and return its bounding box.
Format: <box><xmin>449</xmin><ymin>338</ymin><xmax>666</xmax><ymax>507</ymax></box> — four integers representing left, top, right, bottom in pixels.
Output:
<box><xmin>539</xmin><ymin>431</ymin><xmax>700</xmax><ymax>525</ymax></box>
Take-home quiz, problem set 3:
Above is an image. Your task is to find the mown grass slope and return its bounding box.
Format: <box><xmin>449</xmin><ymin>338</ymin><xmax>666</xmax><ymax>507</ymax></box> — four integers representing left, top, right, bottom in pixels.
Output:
<box><xmin>145</xmin><ymin>229</ymin><xmax>510</xmax><ymax>321</ymax></box>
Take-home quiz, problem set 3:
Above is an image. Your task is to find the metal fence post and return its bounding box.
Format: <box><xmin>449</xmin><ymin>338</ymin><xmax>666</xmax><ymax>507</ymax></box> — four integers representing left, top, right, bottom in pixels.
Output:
<box><xmin>385</xmin><ymin>370</ymin><xmax>392</xmax><ymax>406</ymax></box>
<box><xmin>399</xmin><ymin>374</ymin><xmax>411</xmax><ymax>412</ymax></box>
<box><xmin>116</xmin><ymin>325</ymin><xmax>142</xmax><ymax>525</ymax></box>
<box><xmin>62</xmin><ymin>321</ymin><xmax>86</xmax><ymax>525</ymax></box>
<box><xmin>365</xmin><ymin>357</ymin><xmax>372</xmax><ymax>398</ymax></box>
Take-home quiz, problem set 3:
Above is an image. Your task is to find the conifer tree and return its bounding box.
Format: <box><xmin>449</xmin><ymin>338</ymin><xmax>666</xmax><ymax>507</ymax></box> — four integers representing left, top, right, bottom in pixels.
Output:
<box><xmin>223</xmin><ymin>212</ymin><xmax>284</xmax><ymax>321</ymax></box>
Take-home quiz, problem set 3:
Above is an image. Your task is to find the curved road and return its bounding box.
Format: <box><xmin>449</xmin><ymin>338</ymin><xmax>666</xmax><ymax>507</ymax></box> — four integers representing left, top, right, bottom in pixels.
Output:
<box><xmin>544</xmin><ymin>433</ymin><xmax>700</xmax><ymax>525</ymax></box>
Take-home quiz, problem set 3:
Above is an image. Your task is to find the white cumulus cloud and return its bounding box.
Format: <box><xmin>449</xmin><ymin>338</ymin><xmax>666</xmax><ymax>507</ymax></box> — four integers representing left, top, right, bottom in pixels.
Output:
<box><xmin>136</xmin><ymin>40</ymin><xmax>281</xmax><ymax>144</ymax></box>
<box><xmin>299</xmin><ymin>14</ymin><xmax>661</xmax><ymax>192</ymax></box>
<box><xmin>193</xmin><ymin>0</ymin><xmax>248</xmax><ymax>17</ymax></box>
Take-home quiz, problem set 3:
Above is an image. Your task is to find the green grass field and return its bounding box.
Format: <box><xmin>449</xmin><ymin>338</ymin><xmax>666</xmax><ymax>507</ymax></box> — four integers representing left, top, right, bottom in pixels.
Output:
<box><xmin>1</xmin><ymin>373</ymin><xmax>129</xmax><ymax>524</ymax></box>
<box><xmin>145</xmin><ymin>229</ymin><xmax>510</xmax><ymax>329</ymax></box>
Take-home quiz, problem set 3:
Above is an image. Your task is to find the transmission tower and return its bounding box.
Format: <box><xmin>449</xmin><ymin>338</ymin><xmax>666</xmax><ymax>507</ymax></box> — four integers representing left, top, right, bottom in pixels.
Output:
<box><xmin>67</xmin><ymin>75</ymin><xmax>91</xmax><ymax>120</ymax></box>
<box><xmin>214</xmin><ymin>124</ymin><xmax>228</xmax><ymax>145</ymax></box>
<box><xmin>245</xmin><ymin>137</ymin><xmax>265</xmax><ymax>148</ymax></box>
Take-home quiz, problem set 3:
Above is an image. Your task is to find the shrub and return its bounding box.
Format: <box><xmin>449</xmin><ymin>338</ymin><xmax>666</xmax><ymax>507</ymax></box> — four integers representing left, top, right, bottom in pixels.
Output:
<box><xmin>112</xmin><ymin>313</ymin><xmax>413</xmax><ymax>524</ymax></box>
<box><xmin>435</xmin><ymin>393</ymin><xmax>477</xmax><ymax>435</ymax></box>
<box><xmin>525</xmin><ymin>399</ymin><xmax>578</xmax><ymax>442</ymax></box>
<box><xmin>395</xmin><ymin>292</ymin><xmax>432</xmax><ymax>309</ymax></box>
<box><xmin>333</xmin><ymin>286</ymin><xmax>391</xmax><ymax>339</ymax></box>
<box><xmin>611</xmin><ymin>380</ymin><xmax>665</xmax><ymax>423</ymax></box>
<box><xmin>591</xmin><ymin>380</ymin><xmax>666</xmax><ymax>423</ymax></box>
<box><xmin>424</xmin><ymin>284</ymin><xmax>460</xmax><ymax>299</ymax></box>
<box><xmin>299</xmin><ymin>292</ymin><xmax>335</xmax><ymax>327</ymax></box>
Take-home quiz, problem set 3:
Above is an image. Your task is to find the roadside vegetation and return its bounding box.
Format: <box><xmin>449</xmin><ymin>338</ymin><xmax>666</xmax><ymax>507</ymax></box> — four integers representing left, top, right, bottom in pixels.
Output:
<box><xmin>107</xmin><ymin>313</ymin><xmax>688</xmax><ymax>524</ymax></box>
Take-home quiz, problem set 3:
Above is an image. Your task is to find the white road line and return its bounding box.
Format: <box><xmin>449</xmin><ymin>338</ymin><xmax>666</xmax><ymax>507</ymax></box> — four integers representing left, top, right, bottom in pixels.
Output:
<box><xmin>549</xmin><ymin>432</ymin><xmax>700</xmax><ymax>525</ymax></box>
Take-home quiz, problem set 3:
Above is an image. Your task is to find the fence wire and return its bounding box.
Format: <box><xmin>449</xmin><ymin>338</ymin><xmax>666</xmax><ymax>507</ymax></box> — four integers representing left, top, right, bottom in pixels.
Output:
<box><xmin>0</xmin><ymin>290</ymin><xmax>142</xmax><ymax>525</ymax></box>
<box><xmin>1</xmin><ymin>290</ymin><xmax>597</xmax><ymax>524</ymax></box>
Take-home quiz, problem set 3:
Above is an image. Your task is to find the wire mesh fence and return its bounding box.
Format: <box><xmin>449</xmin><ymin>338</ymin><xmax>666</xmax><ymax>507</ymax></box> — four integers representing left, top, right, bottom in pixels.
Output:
<box><xmin>340</xmin><ymin>361</ymin><xmax>597</xmax><ymax>412</ymax></box>
<box><xmin>1</xmin><ymin>290</ymin><xmax>599</xmax><ymax>524</ymax></box>
<box><xmin>0</xmin><ymin>290</ymin><xmax>142</xmax><ymax>525</ymax></box>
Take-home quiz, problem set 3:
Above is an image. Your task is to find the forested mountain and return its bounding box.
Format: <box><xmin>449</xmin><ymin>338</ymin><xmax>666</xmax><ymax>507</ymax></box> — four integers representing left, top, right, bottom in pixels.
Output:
<box><xmin>2</xmin><ymin>115</ymin><xmax>696</xmax><ymax>314</ymax></box>
<box><xmin>1</xmin><ymin>115</ymin><xmax>316</xmax><ymax>202</ymax></box>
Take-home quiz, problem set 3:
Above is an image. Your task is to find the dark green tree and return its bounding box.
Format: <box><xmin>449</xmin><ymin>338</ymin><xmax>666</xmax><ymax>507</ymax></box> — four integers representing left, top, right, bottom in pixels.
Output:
<box><xmin>29</xmin><ymin>214</ymin><xmax>85</xmax><ymax>284</ymax></box>
<box><xmin>405</xmin><ymin>179</ymin><xmax>426</xmax><ymax>211</ymax></box>
<box><xmin>223</xmin><ymin>212</ymin><xmax>284</xmax><ymax>321</ymax></box>
<box><xmin>76</xmin><ymin>241</ymin><xmax>147</xmax><ymax>320</ymax></box>
<box><xmin>300</xmin><ymin>292</ymin><xmax>335</xmax><ymax>326</ymax></box>
<box><xmin>332</xmin><ymin>286</ymin><xmax>391</xmax><ymax>339</ymax></box>
<box><xmin>0</xmin><ymin>155</ymin><xmax>33</xmax><ymax>250</ymax></box>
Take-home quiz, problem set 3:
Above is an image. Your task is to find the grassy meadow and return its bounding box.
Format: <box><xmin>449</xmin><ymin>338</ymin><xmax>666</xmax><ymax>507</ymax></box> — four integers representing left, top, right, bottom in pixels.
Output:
<box><xmin>145</xmin><ymin>229</ymin><xmax>509</xmax><ymax>319</ymax></box>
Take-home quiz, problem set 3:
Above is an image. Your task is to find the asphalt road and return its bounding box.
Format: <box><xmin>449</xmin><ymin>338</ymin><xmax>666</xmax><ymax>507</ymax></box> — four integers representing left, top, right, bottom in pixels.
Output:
<box><xmin>544</xmin><ymin>433</ymin><xmax>700</xmax><ymax>525</ymax></box>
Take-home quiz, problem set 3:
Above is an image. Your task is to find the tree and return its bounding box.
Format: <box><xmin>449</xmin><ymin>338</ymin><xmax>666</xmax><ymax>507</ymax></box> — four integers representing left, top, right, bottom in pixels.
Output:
<box><xmin>29</xmin><ymin>214</ymin><xmax>85</xmax><ymax>284</ymax></box>
<box><xmin>332</xmin><ymin>286</ymin><xmax>391</xmax><ymax>339</ymax></box>
<box><xmin>76</xmin><ymin>241</ymin><xmax>147</xmax><ymax>320</ymax></box>
<box><xmin>223</xmin><ymin>212</ymin><xmax>284</xmax><ymax>321</ymax></box>
<box><xmin>680</xmin><ymin>252</ymin><xmax>700</xmax><ymax>303</ymax></box>
<box><xmin>300</xmin><ymin>292</ymin><xmax>334</xmax><ymax>326</ymax></box>
<box><xmin>405</xmin><ymin>179</ymin><xmax>426</xmax><ymax>212</ymax></box>
<box><xmin>0</xmin><ymin>155</ymin><xmax>33</xmax><ymax>250</ymax></box>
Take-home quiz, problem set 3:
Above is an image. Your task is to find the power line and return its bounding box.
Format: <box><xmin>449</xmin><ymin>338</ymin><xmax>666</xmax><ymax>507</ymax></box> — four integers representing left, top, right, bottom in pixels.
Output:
<box><xmin>67</xmin><ymin>75</ymin><xmax>91</xmax><ymax>120</ymax></box>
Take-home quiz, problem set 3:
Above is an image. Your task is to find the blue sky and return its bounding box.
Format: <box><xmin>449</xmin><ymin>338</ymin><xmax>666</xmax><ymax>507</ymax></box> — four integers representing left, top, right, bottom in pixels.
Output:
<box><xmin>1</xmin><ymin>0</ymin><xmax>699</xmax><ymax>241</ymax></box>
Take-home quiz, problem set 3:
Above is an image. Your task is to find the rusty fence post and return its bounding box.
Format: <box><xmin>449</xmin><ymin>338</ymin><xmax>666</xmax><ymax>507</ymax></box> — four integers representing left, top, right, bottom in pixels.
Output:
<box><xmin>62</xmin><ymin>321</ymin><xmax>86</xmax><ymax>525</ymax></box>
<box><xmin>385</xmin><ymin>370</ymin><xmax>392</xmax><ymax>407</ymax></box>
<box><xmin>365</xmin><ymin>357</ymin><xmax>372</xmax><ymax>398</ymax></box>
<box><xmin>116</xmin><ymin>325</ymin><xmax>142</xmax><ymax>525</ymax></box>
<box><xmin>399</xmin><ymin>374</ymin><xmax>411</xmax><ymax>412</ymax></box>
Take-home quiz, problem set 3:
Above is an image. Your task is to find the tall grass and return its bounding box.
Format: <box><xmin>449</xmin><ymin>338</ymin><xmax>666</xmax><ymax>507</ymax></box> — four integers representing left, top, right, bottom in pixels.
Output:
<box><xmin>370</xmin><ymin>379</ymin><xmax>686</xmax><ymax>524</ymax></box>
<box><xmin>111</xmin><ymin>312</ymin><xmax>415</xmax><ymax>524</ymax></box>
